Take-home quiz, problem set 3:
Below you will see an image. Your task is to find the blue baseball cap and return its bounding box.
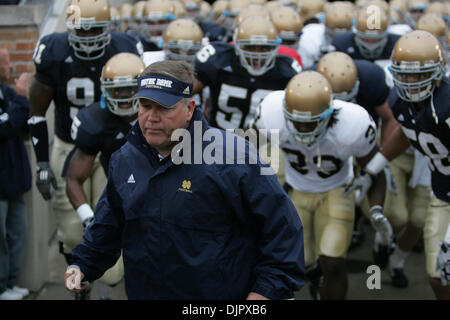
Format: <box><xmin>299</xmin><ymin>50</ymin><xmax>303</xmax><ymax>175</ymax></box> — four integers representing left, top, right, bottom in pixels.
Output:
<box><xmin>134</xmin><ymin>75</ymin><xmax>194</xmax><ymax>108</ymax></box>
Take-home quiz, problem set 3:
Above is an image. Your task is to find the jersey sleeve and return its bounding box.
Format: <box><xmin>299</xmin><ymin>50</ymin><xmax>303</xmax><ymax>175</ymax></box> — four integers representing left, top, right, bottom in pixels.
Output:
<box><xmin>194</xmin><ymin>42</ymin><xmax>227</xmax><ymax>86</ymax></box>
<box><xmin>71</xmin><ymin>108</ymin><xmax>102</xmax><ymax>155</ymax></box>
<box><xmin>142</xmin><ymin>50</ymin><xmax>166</xmax><ymax>67</ymax></box>
<box><xmin>355</xmin><ymin>60</ymin><xmax>390</xmax><ymax>109</ymax></box>
<box><xmin>333</xmin><ymin>100</ymin><xmax>378</xmax><ymax>158</ymax></box>
<box><xmin>255</xmin><ymin>90</ymin><xmax>290</xmax><ymax>143</ymax></box>
<box><xmin>331</xmin><ymin>33</ymin><xmax>353</xmax><ymax>55</ymax></box>
<box><xmin>32</xmin><ymin>34</ymin><xmax>64</xmax><ymax>87</ymax></box>
<box><xmin>297</xmin><ymin>23</ymin><xmax>325</xmax><ymax>68</ymax></box>
<box><xmin>110</xmin><ymin>32</ymin><xmax>144</xmax><ymax>57</ymax></box>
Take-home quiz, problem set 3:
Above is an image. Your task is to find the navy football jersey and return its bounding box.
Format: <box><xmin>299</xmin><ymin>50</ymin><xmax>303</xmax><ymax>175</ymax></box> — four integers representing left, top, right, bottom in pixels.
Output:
<box><xmin>33</xmin><ymin>31</ymin><xmax>143</xmax><ymax>143</ymax></box>
<box><xmin>199</xmin><ymin>21</ymin><xmax>227</xmax><ymax>42</ymax></box>
<box><xmin>194</xmin><ymin>42</ymin><xmax>301</xmax><ymax>130</ymax></box>
<box><xmin>389</xmin><ymin>78</ymin><xmax>450</xmax><ymax>202</ymax></box>
<box><xmin>305</xmin><ymin>59</ymin><xmax>389</xmax><ymax>124</ymax></box>
<box><xmin>332</xmin><ymin>32</ymin><xmax>400</xmax><ymax>62</ymax></box>
<box><xmin>71</xmin><ymin>102</ymin><xmax>132</xmax><ymax>173</ymax></box>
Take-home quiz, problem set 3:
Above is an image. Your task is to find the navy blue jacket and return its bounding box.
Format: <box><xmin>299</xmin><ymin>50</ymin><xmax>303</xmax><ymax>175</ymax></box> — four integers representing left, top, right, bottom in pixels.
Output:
<box><xmin>0</xmin><ymin>84</ymin><xmax>31</xmax><ymax>199</ymax></box>
<box><xmin>71</xmin><ymin>107</ymin><xmax>305</xmax><ymax>300</ymax></box>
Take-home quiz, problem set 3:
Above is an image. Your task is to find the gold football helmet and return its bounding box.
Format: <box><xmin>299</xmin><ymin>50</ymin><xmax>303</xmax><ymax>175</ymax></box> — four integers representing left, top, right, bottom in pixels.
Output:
<box><xmin>180</xmin><ymin>0</ymin><xmax>202</xmax><ymax>19</ymax></box>
<box><xmin>163</xmin><ymin>18</ymin><xmax>203</xmax><ymax>62</ymax></box>
<box><xmin>130</xmin><ymin>1</ymin><xmax>147</xmax><ymax>33</ymax></box>
<box><xmin>233</xmin><ymin>16</ymin><xmax>281</xmax><ymax>76</ymax></box>
<box><xmin>101</xmin><ymin>53</ymin><xmax>145</xmax><ymax>117</ymax></box>
<box><xmin>234</xmin><ymin>4</ymin><xmax>270</xmax><ymax>26</ymax></box>
<box><xmin>279</xmin><ymin>0</ymin><xmax>299</xmax><ymax>12</ymax></box>
<box><xmin>447</xmin><ymin>32</ymin><xmax>450</xmax><ymax>67</ymax></box>
<box><xmin>142</xmin><ymin>0</ymin><xmax>176</xmax><ymax>45</ymax></box>
<box><xmin>210</xmin><ymin>0</ymin><xmax>229</xmax><ymax>24</ymax></box>
<box><xmin>353</xmin><ymin>4</ymin><xmax>389</xmax><ymax>59</ymax></box>
<box><xmin>298</xmin><ymin>0</ymin><xmax>326</xmax><ymax>23</ymax></box>
<box><xmin>324</xmin><ymin>2</ymin><xmax>356</xmax><ymax>42</ymax></box>
<box><xmin>424</xmin><ymin>1</ymin><xmax>448</xmax><ymax>18</ymax></box>
<box><xmin>110</xmin><ymin>7</ymin><xmax>120</xmax><ymax>31</ymax></box>
<box><xmin>417</xmin><ymin>13</ymin><xmax>447</xmax><ymax>47</ymax></box>
<box><xmin>224</xmin><ymin>0</ymin><xmax>251</xmax><ymax>31</ymax></box>
<box><xmin>404</xmin><ymin>0</ymin><xmax>429</xmax><ymax>28</ymax></box>
<box><xmin>119</xmin><ymin>3</ymin><xmax>133</xmax><ymax>19</ymax></box>
<box><xmin>265</xmin><ymin>1</ymin><xmax>283</xmax><ymax>15</ymax></box>
<box><xmin>389</xmin><ymin>0</ymin><xmax>407</xmax><ymax>24</ymax></box>
<box><xmin>66</xmin><ymin>0</ymin><xmax>111</xmax><ymax>60</ymax></box>
<box><xmin>284</xmin><ymin>71</ymin><xmax>334</xmax><ymax>146</ymax></box>
<box><xmin>171</xmin><ymin>0</ymin><xmax>187</xmax><ymax>17</ymax></box>
<box><xmin>390</xmin><ymin>30</ymin><xmax>446</xmax><ymax>102</ymax></box>
<box><xmin>317</xmin><ymin>52</ymin><xmax>359</xmax><ymax>102</ymax></box>
<box><xmin>365</xmin><ymin>0</ymin><xmax>390</xmax><ymax>13</ymax></box>
<box><xmin>200</xmin><ymin>1</ymin><xmax>211</xmax><ymax>19</ymax></box>
<box><xmin>270</xmin><ymin>6</ymin><xmax>303</xmax><ymax>49</ymax></box>
<box><xmin>250</xmin><ymin>0</ymin><xmax>267</xmax><ymax>5</ymax></box>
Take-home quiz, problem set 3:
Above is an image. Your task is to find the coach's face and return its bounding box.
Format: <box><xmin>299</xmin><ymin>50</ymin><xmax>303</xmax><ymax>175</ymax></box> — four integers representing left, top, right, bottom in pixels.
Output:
<box><xmin>138</xmin><ymin>98</ymin><xmax>195</xmax><ymax>156</ymax></box>
<box><xmin>0</xmin><ymin>49</ymin><xmax>12</xmax><ymax>82</ymax></box>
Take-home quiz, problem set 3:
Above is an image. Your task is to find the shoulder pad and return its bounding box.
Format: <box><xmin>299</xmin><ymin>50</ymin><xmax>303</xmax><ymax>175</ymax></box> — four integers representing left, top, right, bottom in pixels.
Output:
<box><xmin>331</xmin><ymin>99</ymin><xmax>377</xmax><ymax>151</ymax></box>
<box><xmin>256</xmin><ymin>90</ymin><xmax>290</xmax><ymax>143</ymax></box>
<box><xmin>33</xmin><ymin>32</ymin><xmax>70</xmax><ymax>66</ymax></box>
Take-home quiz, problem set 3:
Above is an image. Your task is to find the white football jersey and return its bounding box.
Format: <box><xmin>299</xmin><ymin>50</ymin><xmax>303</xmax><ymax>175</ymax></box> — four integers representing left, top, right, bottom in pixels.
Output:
<box><xmin>387</xmin><ymin>24</ymin><xmax>413</xmax><ymax>36</ymax></box>
<box><xmin>297</xmin><ymin>23</ymin><xmax>327</xmax><ymax>68</ymax></box>
<box><xmin>256</xmin><ymin>91</ymin><xmax>377</xmax><ymax>193</ymax></box>
<box><xmin>142</xmin><ymin>50</ymin><xmax>166</xmax><ymax>67</ymax></box>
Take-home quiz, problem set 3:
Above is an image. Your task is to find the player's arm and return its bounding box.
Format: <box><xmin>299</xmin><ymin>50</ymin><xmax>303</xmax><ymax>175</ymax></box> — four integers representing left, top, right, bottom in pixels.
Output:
<box><xmin>28</xmin><ymin>76</ymin><xmax>57</xmax><ymax>200</ymax></box>
<box><xmin>375</xmin><ymin>98</ymin><xmax>400</xmax><ymax>145</ymax></box>
<box><xmin>66</xmin><ymin>147</ymin><xmax>96</xmax><ymax>218</ymax></box>
<box><xmin>344</xmin><ymin>123</ymin><xmax>410</xmax><ymax>200</ymax></box>
<box><xmin>193</xmin><ymin>78</ymin><xmax>205</xmax><ymax>95</ymax></box>
<box><xmin>28</xmin><ymin>76</ymin><xmax>54</xmax><ymax>161</ymax></box>
<box><xmin>355</xmin><ymin>145</ymin><xmax>386</xmax><ymax>209</ymax></box>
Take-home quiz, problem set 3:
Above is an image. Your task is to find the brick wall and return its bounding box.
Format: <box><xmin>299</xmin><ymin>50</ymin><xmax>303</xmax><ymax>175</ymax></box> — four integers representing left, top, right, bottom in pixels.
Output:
<box><xmin>0</xmin><ymin>5</ymin><xmax>44</xmax><ymax>85</ymax></box>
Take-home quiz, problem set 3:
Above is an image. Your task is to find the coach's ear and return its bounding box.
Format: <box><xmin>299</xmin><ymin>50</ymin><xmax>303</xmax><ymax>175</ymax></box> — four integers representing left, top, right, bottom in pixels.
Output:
<box><xmin>185</xmin><ymin>98</ymin><xmax>196</xmax><ymax>123</ymax></box>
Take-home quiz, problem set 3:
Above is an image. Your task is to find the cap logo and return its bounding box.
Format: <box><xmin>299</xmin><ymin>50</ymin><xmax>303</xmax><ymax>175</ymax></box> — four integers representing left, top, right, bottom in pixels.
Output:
<box><xmin>135</xmin><ymin>75</ymin><xmax>194</xmax><ymax>107</ymax></box>
<box><xmin>140</xmin><ymin>78</ymin><xmax>173</xmax><ymax>89</ymax></box>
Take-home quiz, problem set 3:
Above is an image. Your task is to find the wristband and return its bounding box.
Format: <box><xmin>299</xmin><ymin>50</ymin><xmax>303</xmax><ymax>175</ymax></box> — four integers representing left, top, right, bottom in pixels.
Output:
<box><xmin>365</xmin><ymin>152</ymin><xmax>389</xmax><ymax>176</ymax></box>
<box><xmin>67</xmin><ymin>264</ymin><xmax>80</xmax><ymax>271</ymax></box>
<box><xmin>369</xmin><ymin>205</ymin><xmax>383</xmax><ymax>215</ymax></box>
<box><xmin>76</xmin><ymin>203</ymin><xmax>94</xmax><ymax>223</ymax></box>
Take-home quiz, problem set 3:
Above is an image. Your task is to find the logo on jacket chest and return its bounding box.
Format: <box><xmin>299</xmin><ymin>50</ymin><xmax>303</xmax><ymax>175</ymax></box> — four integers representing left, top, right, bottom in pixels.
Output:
<box><xmin>178</xmin><ymin>180</ymin><xmax>192</xmax><ymax>193</ymax></box>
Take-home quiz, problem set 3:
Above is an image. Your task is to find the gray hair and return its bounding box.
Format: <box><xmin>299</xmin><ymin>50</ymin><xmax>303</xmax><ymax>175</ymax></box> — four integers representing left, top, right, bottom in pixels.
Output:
<box><xmin>142</xmin><ymin>60</ymin><xmax>195</xmax><ymax>85</ymax></box>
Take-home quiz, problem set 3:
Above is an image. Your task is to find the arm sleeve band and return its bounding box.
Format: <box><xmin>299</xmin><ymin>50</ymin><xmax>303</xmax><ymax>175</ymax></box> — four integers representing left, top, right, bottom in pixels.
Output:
<box><xmin>365</xmin><ymin>152</ymin><xmax>389</xmax><ymax>176</ymax></box>
<box><xmin>76</xmin><ymin>203</ymin><xmax>94</xmax><ymax>222</ymax></box>
<box><xmin>28</xmin><ymin>116</ymin><xmax>50</xmax><ymax>162</ymax></box>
